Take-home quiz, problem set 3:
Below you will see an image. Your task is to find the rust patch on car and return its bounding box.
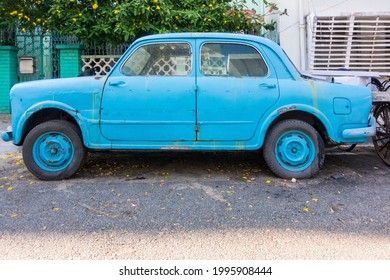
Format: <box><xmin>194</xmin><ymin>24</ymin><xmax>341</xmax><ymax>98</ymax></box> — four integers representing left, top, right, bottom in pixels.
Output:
<box><xmin>277</xmin><ymin>105</ymin><xmax>297</xmax><ymax>115</ymax></box>
<box><xmin>309</xmin><ymin>80</ymin><xmax>318</xmax><ymax>109</ymax></box>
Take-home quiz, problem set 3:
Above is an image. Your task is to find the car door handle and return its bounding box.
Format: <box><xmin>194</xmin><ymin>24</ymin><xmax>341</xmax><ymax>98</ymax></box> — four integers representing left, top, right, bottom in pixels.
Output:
<box><xmin>109</xmin><ymin>81</ymin><xmax>126</xmax><ymax>86</ymax></box>
<box><xmin>259</xmin><ymin>83</ymin><xmax>276</xmax><ymax>89</ymax></box>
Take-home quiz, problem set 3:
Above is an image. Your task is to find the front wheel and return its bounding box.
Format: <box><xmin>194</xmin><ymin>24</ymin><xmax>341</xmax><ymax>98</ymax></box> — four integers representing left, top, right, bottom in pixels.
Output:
<box><xmin>263</xmin><ymin>120</ymin><xmax>325</xmax><ymax>179</ymax></box>
<box><xmin>23</xmin><ymin>120</ymin><xmax>87</xmax><ymax>180</ymax></box>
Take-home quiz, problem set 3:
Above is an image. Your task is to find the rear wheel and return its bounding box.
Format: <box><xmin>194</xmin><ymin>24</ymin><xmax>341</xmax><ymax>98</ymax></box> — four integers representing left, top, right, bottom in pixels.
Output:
<box><xmin>263</xmin><ymin>120</ymin><xmax>325</xmax><ymax>179</ymax></box>
<box><xmin>23</xmin><ymin>120</ymin><xmax>87</xmax><ymax>180</ymax></box>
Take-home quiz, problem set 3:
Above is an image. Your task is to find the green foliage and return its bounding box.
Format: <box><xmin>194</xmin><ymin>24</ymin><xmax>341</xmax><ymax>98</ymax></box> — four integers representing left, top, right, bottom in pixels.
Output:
<box><xmin>0</xmin><ymin>0</ymin><xmax>278</xmax><ymax>45</ymax></box>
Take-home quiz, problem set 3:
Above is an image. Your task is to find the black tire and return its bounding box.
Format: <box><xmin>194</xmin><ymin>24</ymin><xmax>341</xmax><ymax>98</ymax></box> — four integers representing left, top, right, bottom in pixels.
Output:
<box><xmin>263</xmin><ymin>119</ymin><xmax>325</xmax><ymax>179</ymax></box>
<box><xmin>22</xmin><ymin>120</ymin><xmax>87</xmax><ymax>180</ymax></box>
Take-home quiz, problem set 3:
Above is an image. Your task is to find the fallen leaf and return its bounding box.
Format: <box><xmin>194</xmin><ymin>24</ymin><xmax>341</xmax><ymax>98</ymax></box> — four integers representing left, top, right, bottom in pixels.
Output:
<box><xmin>53</xmin><ymin>208</ymin><xmax>59</xmax><ymax>211</ymax></box>
<box><xmin>303</xmin><ymin>207</ymin><xmax>309</xmax><ymax>213</ymax></box>
<box><xmin>266</xmin><ymin>180</ymin><xmax>271</xmax><ymax>184</ymax></box>
<box><xmin>7</xmin><ymin>187</ymin><xmax>13</xmax><ymax>191</ymax></box>
<box><xmin>312</xmin><ymin>198</ymin><xmax>319</xmax><ymax>203</ymax></box>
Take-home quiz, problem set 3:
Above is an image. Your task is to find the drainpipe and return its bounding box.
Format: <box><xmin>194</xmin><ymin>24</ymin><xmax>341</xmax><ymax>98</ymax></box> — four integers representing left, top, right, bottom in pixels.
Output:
<box><xmin>257</xmin><ymin>0</ymin><xmax>265</xmax><ymax>36</ymax></box>
<box><xmin>299</xmin><ymin>0</ymin><xmax>306</xmax><ymax>71</ymax></box>
<box><xmin>258</xmin><ymin>0</ymin><xmax>264</xmax><ymax>15</ymax></box>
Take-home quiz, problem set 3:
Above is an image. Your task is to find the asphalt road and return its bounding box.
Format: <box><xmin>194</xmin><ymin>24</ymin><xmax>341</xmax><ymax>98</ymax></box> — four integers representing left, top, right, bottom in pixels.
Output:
<box><xmin>0</xmin><ymin>114</ymin><xmax>389</xmax><ymax>259</ymax></box>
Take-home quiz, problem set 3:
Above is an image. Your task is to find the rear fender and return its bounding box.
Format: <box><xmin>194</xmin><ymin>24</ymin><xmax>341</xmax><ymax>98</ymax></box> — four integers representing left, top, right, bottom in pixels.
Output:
<box><xmin>257</xmin><ymin>104</ymin><xmax>335</xmax><ymax>147</ymax></box>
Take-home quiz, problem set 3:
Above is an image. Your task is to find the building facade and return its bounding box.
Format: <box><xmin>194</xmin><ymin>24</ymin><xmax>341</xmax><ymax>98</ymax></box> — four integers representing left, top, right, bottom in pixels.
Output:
<box><xmin>272</xmin><ymin>0</ymin><xmax>390</xmax><ymax>74</ymax></box>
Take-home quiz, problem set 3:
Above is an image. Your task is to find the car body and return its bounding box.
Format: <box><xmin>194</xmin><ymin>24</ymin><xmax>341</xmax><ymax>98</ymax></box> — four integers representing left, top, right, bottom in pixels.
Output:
<box><xmin>1</xmin><ymin>32</ymin><xmax>376</xmax><ymax>180</ymax></box>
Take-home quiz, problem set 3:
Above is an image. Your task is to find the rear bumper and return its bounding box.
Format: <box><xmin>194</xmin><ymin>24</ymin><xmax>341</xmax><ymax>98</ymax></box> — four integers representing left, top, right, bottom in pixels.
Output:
<box><xmin>342</xmin><ymin>116</ymin><xmax>376</xmax><ymax>139</ymax></box>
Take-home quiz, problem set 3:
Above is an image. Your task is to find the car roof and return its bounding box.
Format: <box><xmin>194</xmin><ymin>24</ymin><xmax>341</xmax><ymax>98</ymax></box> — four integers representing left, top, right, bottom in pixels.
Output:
<box><xmin>133</xmin><ymin>32</ymin><xmax>277</xmax><ymax>48</ymax></box>
<box><xmin>125</xmin><ymin>32</ymin><xmax>302</xmax><ymax>81</ymax></box>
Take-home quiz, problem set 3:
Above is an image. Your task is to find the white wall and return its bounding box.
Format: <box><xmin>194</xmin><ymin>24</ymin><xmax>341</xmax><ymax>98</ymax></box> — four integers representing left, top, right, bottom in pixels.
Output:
<box><xmin>246</xmin><ymin>0</ymin><xmax>264</xmax><ymax>14</ymax></box>
<box><xmin>271</xmin><ymin>0</ymin><xmax>390</xmax><ymax>70</ymax></box>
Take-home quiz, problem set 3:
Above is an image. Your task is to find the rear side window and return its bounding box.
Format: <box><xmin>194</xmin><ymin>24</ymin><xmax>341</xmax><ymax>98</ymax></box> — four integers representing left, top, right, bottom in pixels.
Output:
<box><xmin>201</xmin><ymin>43</ymin><xmax>268</xmax><ymax>77</ymax></box>
<box><xmin>121</xmin><ymin>43</ymin><xmax>192</xmax><ymax>76</ymax></box>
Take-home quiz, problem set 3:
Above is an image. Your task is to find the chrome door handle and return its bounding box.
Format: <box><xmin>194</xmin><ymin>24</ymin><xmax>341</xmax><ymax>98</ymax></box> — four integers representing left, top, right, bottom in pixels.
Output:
<box><xmin>109</xmin><ymin>81</ymin><xmax>125</xmax><ymax>86</ymax></box>
<box><xmin>259</xmin><ymin>83</ymin><xmax>276</xmax><ymax>88</ymax></box>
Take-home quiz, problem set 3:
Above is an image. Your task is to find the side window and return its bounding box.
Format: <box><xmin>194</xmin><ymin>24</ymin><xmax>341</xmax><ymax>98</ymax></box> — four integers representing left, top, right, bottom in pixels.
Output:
<box><xmin>121</xmin><ymin>43</ymin><xmax>192</xmax><ymax>76</ymax></box>
<box><xmin>201</xmin><ymin>43</ymin><xmax>268</xmax><ymax>77</ymax></box>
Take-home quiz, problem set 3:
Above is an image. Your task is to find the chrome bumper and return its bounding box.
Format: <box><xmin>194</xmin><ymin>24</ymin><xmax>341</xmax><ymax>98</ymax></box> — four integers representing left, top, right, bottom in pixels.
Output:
<box><xmin>342</xmin><ymin>116</ymin><xmax>376</xmax><ymax>139</ymax></box>
<box><xmin>1</xmin><ymin>127</ymin><xmax>13</xmax><ymax>142</ymax></box>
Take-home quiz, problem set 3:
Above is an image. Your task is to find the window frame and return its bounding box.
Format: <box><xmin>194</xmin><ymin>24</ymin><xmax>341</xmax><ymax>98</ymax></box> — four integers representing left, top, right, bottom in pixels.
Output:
<box><xmin>199</xmin><ymin>41</ymin><xmax>269</xmax><ymax>78</ymax></box>
<box><xmin>120</xmin><ymin>41</ymin><xmax>193</xmax><ymax>77</ymax></box>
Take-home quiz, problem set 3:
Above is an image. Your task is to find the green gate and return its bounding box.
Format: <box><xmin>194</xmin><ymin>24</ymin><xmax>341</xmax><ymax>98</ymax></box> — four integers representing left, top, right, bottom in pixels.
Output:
<box><xmin>0</xmin><ymin>30</ymin><xmax>79</xmax><ymax>112</ymax></box>
<box><xmin>16</xmin><ymin>33</ymin><xmax>59</xmax><ymax>82</ymax></box>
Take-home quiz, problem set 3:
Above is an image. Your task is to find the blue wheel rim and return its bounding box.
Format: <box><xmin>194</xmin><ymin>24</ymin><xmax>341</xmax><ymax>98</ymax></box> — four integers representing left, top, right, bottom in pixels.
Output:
<box><xmin>275</xmin><ymin>130</ymin><xmax>315</xmax><ymax>172</ymax></box>
<box><xmin>32</xmin><ymin>132</ymin><xmax>74</xmax><ymax>172</ymax></box>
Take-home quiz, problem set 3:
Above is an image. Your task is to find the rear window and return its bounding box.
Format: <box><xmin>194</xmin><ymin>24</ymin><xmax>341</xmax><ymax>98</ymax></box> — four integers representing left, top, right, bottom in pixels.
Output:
<box><xmin>201</xmin><ymin>43</ymin><xmax>268</xmax><ymax>77</ymax></box>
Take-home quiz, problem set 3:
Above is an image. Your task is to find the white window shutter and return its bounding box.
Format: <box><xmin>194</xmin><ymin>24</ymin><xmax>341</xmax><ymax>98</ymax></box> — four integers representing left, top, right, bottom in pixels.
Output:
<box><xmin>309</xmin><ymin>14</ymin><xmax>390</xmax><ymax>73</ymax></box>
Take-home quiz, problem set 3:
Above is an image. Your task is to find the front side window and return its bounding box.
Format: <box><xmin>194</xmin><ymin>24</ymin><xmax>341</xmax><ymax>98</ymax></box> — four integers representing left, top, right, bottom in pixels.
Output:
<box><xmin>201</xmin><ymin>43</ymin><xmax>268</xmax><ymax>77</ymax></box>
<box><xmin>122</xmin><ymin>43</ymin><xmax>192</xmax><ymax>76</ymax></box>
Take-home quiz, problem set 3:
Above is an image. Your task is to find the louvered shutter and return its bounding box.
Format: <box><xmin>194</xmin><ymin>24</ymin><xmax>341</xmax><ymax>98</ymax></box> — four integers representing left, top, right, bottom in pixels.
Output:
<box><xmin>309</xmin><ymin>15</ymin><xmax>390</xmax><ymax>73</ymax></box>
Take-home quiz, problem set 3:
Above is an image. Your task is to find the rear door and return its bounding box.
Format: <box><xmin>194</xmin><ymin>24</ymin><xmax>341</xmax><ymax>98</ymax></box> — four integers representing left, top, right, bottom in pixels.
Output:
<box><xmin>196</xmin><ymin>40</ymin><xmax>279</xmax><ymax>141</ymax></box>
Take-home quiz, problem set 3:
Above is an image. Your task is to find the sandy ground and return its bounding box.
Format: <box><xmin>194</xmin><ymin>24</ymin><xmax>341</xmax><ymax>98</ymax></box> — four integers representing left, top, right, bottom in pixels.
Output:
<box><xmin>1</xmin><ymin>229</ymin><xmax>389</xmax><ymax>260</ymax></box>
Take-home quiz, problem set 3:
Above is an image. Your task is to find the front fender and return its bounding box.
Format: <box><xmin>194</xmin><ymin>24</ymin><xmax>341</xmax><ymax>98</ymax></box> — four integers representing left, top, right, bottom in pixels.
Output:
<box><xmin>13</xmin><ymin>101</ymin><xmax>86</xmax><ymax>145</ymax></box>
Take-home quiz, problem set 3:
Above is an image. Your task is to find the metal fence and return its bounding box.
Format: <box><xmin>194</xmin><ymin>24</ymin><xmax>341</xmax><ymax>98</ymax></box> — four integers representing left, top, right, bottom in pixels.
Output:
<box><xmin>81</xmin><ymin>43</ymin><xmax>129</xmax><ymax>76</ymax></box>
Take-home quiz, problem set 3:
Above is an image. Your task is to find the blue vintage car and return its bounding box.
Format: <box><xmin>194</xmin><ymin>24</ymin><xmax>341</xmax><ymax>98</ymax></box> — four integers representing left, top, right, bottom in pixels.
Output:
<box><xmin>1</xmin><ymin>33</ymin><xmax>376</xmax><ymax>180</ymax></box>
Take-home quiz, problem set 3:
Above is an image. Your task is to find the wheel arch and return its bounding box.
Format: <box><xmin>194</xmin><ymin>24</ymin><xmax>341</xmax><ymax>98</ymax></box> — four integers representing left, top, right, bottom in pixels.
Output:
<box><xmin>15</xmin><ymin>103</ymin><xmax>83</xmax><ymax>146</ymax></box>
<box><xmin>268</xmin><ymin>110</ymin><xmax>328</xmax><ymax>142</ymax></box>
<box><xmin>258</xmin><ymin>105</ymin><xmax>334</xmax><ymax>148</ymax></box>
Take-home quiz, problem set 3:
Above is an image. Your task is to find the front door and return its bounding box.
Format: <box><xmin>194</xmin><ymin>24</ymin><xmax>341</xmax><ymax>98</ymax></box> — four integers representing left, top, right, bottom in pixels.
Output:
<box><xmin>196</xmin><ymin>41</ymin><xmax>280</xmax><ymax>141</ymax></box>
<box><xmin>100</xmin><ymin>41</ymin><xmax>196</xmax><ymax>141</ymax></box>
